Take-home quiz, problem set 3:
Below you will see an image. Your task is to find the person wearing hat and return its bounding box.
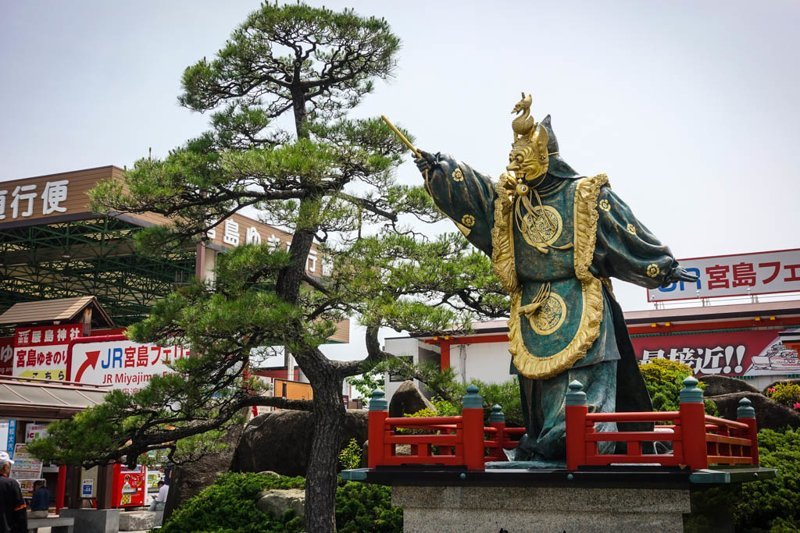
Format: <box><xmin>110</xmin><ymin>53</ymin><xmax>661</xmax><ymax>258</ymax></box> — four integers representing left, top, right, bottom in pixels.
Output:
<box><xmin>0</xmin><ymin>451</ymin><xmax>27</xmax><ymax>532</ymax></box>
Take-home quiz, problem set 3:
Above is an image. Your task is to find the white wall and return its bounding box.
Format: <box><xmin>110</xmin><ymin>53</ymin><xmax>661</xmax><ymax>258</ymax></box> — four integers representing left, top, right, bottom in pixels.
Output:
<box><xmin>451</xmin><ymin>342</ymin><xmax>514</xmax><ymax>385</ymax></box>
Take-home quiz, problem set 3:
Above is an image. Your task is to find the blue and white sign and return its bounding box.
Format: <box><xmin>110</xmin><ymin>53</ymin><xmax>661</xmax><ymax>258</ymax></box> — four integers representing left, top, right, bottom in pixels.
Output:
<box><xmin>648</xmin><ymin>249</ymin><xmax>800</xmax><ymax>302</ymax></box>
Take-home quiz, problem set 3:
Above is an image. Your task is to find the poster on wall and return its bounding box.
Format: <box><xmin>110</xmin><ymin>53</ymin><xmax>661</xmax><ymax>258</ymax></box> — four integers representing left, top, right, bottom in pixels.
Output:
<box><xmin>11</xmin><ymin>444</ymin><xmax>42</xmax><ymax>479</ymax></box>
<box><xmin>68</xmin><ymin>336</ymin><xmax>191</xmax><ymax>394</ymax></box>
<box><xmin>631</xmin><ymin>329</ymin><xmax>800</xmax><ymax>377</ymax></box>
<box><xmin>13</xmin><ymin>324</ymin><xmax>82</xmax><ymax>380</ymax></box>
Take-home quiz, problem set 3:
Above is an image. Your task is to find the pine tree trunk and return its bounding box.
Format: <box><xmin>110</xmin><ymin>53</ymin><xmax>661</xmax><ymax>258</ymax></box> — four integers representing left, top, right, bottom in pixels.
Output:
<box><xmin>304</xmin><ymin>376</ymin><xmax>345</xmax><ymax>533</ymax></box>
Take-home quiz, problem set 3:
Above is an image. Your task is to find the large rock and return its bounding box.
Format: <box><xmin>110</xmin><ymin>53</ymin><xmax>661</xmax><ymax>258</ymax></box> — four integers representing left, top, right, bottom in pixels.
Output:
<box><xmin>163</xmin><ymin>421</ymin><xmax>243</xmax><ymax>521</ymax></box>
<box><xmin>257</xmin><ymin>489</ymin><xmax>305</xmax><ymax>520</ymax></box>
<box><xmin>699</xmin><ymin>376</ymin><xmax>759</xmax><ymax>397</ymax></box>
<box><xmin>389</xmin><ymin>380</ymin><xmax>434</xmax><ymax>417</ymax></box>
<box><xmin>231</xmin><ymin>409</ymin><xmax>368</xmax><ymax>476</ymax></box>
<box><xmin>711</xmin><ymin>392</ymin><xmax>800</xmax><ymax>430</ymax></box>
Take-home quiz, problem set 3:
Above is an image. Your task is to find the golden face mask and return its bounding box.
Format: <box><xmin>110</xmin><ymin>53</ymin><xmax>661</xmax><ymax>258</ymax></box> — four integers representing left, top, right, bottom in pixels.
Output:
<box><xmin>506</xmin><ymin>93</ymin><xmax>550</xmax><ymax>184</ymax></box>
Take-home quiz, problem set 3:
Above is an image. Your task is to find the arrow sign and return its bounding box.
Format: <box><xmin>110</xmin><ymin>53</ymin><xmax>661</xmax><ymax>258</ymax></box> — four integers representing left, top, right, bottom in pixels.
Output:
<box><xmin>74</xmin><ymin>350</ymin><xmax>101</xmax><ymax>382</ymax></box>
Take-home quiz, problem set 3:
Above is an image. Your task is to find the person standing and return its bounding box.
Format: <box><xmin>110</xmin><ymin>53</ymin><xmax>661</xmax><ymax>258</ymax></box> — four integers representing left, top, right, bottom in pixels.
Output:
<box><xmin>29</xmin><ymin>480</ymin><xmax>49</xmax><ymax>518</ymax></box>
<box><xmin>148</xmin><ymin>480</ymin><xmax>168</xmax><ymax>512</ymax></box>
<box><xmin>0</xmin><ymin>451</ymin><xmax>27</xmax><ymax>532</ymax></box>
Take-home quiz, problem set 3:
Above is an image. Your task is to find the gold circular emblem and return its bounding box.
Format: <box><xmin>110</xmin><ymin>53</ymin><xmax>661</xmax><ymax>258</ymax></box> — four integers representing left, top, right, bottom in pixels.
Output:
<box><xmin>599</xmin><ymin>199</ymin><xmax>611</xmax><ymax>212</ymax></box>
<box><xmin>520</xmin><ymin>205</ymin><xmax>562</xmax><ymax>248</ymax></box>
<box><xmin>626</xmin><ymin>223</ymin><xmax>637</xmax><ymax>235</ymax></box>
<box><xmin>452</xmin><ymin>168</ymin><xmax>465</xmax><ymax>182</ymax></box>
<box><xmin>646</xmin><ymin>263</ymin><xmax>660</xmax><ymax>278</ymax></box>
<box><xmin>530</xmin><ymin>292</ymin><xmax>567</xmax><ymax>336</ymax></box>
<box><xmin>461</xmin><ymin>214</ymin><xmax>475</xmax><ymax>228</ymax></box>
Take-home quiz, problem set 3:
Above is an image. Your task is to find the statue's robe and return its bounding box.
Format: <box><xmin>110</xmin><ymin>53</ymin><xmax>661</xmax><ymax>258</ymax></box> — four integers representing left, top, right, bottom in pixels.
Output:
<box><xmin>424</xmin><ymin>154</ymin><xmax>678</xmax><ymax>461</ymax></box>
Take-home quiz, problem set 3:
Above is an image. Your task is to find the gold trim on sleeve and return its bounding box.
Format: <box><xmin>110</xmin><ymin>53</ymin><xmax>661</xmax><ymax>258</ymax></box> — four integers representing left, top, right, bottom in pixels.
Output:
<box><xmin>626</xmin><ymin>223</ymin><xmax>637</xmax><ymax>235</ymax></box>
<box><xmin>646</xmin><ymin>263</ymin><xmax>660</xmax><ymax>278</ymax></box>
<box><xmin>599</xmin><ymin>199</ymin><xmax>611</xmax><ymax>212</ymax></box>
<box><xmin>452</xmin><ymin>168</ymin><xmax>465</xmax><ymax>182</ymax></box>
<box><xmin>498</xmin><ymin>174</ymin><xmax>608</xmax><ymax>379</ymax></box>
<box><xmin>461</xmin><ymin>214</ymin><xmax>476</xmax><ymax>228</ymax></box>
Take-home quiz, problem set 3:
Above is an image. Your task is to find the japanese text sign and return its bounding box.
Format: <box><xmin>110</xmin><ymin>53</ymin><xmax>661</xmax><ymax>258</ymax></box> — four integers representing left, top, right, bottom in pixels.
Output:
<box><xmin>648</xmin><ymin>249</ymin><xmax>800</xmax><ymax>302</ymax></box>
<box><xmin>631</xmin><ymin>329</ymin><xmax>800</xmax><ymax>377</ymax></box>
<box><xmin>0</xmin><ymin>337</ymin><xmax>13</xmax><ymax>376</ymax></box>
<box><xmin>0</xmin><ymin>180</ymin><xmax>69</xmax><ymax>221</ymax></box>
<box><xmin>68</xmin><ymin>335</ymin><xmax>191</xmax><ymax>394</ymax></box>
<box><xmin>12</xmin><ymin>324</ymin><xmax>82</xmax><ymax>381</ymax></box>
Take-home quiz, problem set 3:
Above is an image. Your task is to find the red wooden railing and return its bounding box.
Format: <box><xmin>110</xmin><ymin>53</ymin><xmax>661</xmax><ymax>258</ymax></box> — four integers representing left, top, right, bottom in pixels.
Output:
<box><xmin>367</xmin><ymin>387</ymin><xmax>524</xmax><ymax>469</ymax></box>
<box><xmin>367</xmin><ymin>377</ymin><xmax>759</xmax><ymax>472</ymax></box>
<box><xmin>565</xmin><ymin>377</ymin><xmax>759</xmax><ymax>470</ymax></box>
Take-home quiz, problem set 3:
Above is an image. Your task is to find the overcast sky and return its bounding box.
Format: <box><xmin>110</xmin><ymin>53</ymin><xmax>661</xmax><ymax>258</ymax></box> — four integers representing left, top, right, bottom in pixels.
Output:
<box><xmin>2</xmin><ymin>0</ymin><xmax>799</xmax><ymax>317</ymax></box>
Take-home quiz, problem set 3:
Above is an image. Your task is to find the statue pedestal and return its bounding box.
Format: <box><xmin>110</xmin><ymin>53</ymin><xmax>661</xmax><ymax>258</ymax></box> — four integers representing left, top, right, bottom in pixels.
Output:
<box><xmin>343</xmin><ymin>466</ymin><xmax>774</xmax><ymax>533</ymax></box>
<box><xmin>393</xmin><ymin>485</ymin><xmax>689</xmax><ymax>533</ymax></box>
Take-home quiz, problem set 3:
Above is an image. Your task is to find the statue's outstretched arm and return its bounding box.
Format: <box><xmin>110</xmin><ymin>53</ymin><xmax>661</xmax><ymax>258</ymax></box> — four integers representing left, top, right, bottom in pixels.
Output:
<box><xmin>414</xmin><ymin>150</ymin><xmax>497</xmax><ymax>256</ymax></box>
<box><xmin>592</xmin><ymin>186</ymin><xmax>693</xmax><ymax>289</ymax></box>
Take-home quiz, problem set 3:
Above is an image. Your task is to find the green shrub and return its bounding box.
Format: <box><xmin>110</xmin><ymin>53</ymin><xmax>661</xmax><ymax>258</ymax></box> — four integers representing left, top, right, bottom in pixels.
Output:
<box><xmin>639</xmin><ymin>359</ymin><xmax>717</xmax><ymax>415</ymax></box>
<box><xmin>336</xmin><ymin>481</ymin><xmax>402</xmax><ymax>533</ymax></box>
<box><xmin>163</xmin><ymin>472</ymin><xmax>402</xmax><ymax>533</ymax></box>
<box><xmin>687</xmin><ymin>428</ymin><xmax>800</xmax><ymax>532</ymax></box>
<box><xmin>338</xmin><ymin>438</ymin><xmax>362</xmax><ymax>471</ymax></box>
<box><xmin>162</xmin><ymin>472</ymin><xmax>305</xmax><ymax>533</ymax></box>
<box><xmin>766</xmin><ymin>382</ymin><xmax>800</xmax><ymax>408</ymax></box>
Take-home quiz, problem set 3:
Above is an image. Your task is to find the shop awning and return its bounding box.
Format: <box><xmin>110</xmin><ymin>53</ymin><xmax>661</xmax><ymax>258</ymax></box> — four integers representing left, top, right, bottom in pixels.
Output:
<box><xmin>0</xmin><ymin>376</ymin><xmax>110</xmax><ymax>420</ymax></box>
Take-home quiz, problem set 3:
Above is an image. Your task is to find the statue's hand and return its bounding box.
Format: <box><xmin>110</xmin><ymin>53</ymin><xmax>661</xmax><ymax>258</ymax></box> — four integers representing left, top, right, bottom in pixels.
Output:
<box><xmin>662</xmin><ymin>266</ymin><xmax>699</xmax><ymax>287</ymax></box>
<box><xmin>414</xmin><ymin>150</ymin><xmax>440</xmax><ymax>176</ymax></box>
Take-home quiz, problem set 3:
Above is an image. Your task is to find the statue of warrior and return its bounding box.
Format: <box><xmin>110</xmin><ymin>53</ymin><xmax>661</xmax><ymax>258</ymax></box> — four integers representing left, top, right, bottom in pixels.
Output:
<box><xmin>408</xmin><ymin>93</ymin><xmax>697</xmax><ymax>463</ymax></box>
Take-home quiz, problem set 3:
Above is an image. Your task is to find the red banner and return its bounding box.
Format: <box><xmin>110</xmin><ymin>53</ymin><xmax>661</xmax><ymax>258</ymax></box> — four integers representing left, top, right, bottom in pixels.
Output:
<box><xmin>0</xmin><ymin>337</ymin><xmax>13</xmax><ymax>376</ymax></box>
<box><xmin>631</xmin><ymin>329</ymin><xmax>800</xmax><ymax>377</ymax></box>
<box><xmin>13</xmin><ymin>324</ymin><xmax>82</xmax><ymax>381</ymax></box>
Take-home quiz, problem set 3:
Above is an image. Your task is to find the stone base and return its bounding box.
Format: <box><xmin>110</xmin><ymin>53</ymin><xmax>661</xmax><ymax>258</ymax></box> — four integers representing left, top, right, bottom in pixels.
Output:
<box><xmin>392</xmin><ymin>485</ymin><xmax>690</xmax><ymax>533</ymax></box>
<box><xmin>118</xmin><ymin>510</ymin><xmax>164</xmax><ymax>531</ymax></box>
<box><xmin>59</xmin><ymin>509</ymin><xmax>120</xmax><ymax>533</ymax></box>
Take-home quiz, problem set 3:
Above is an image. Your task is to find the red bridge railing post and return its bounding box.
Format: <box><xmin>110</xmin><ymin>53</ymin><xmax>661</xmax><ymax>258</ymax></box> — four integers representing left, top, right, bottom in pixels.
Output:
<box><xmin>679</xmin><ymin>376</ymin><xmax>708</xmax><ymax>470</ymax></box>
<box><xmin>737</xmin><ymin>397</ymin><xmax>759</xmax><ymax>466</ymax></box>
<box><xmin>368</xmin><ymin>389</ymin><xmax>388</xmax><ymax>468</ymax></box>
<box><xmin>566</xmin><ymin>380</ymin><xmax>587</xmax><ymax>471</ymax></box>
<box><xmin>462</xmin><ymin>384</ymin><xmax>485</xmax><ymax>470</ymax></box>
<box><xmin>489</xmin><ymin>404</ymin><xmax>506</xmax><ymax>460</ymax></box>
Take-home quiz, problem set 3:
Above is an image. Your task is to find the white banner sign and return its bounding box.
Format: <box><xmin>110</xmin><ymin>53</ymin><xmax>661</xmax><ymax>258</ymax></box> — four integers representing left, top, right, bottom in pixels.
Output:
<box><xmin>69</xmin><ymin>337</ymin><xmax>191</xmax><ymax>394</ymax></box>
<box><xmin>648</xmin><ymin>249</ymin><xmax>800</xmax><ymax>302</ymax></box>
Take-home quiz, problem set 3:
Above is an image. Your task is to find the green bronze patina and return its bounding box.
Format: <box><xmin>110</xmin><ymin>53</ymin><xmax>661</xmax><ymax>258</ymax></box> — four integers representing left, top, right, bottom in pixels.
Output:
<box><xmin>416</xmin><ymin>110</ymin><xmax>697</xmax><ymax>464</ymax></box>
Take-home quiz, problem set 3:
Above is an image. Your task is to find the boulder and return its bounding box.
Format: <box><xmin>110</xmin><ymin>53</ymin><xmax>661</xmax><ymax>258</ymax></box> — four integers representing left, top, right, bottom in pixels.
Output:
<box><xmin>163</xmin><ymin>422</ymin><xmax>243</xmax><ymax>521</ymax></box>
<box><xmin>699</xmin><ymin>376</ymin><xmax>759</xmax><ymax>397</ymax></box>
<box><xmin>231</xmin><ymin>409</ymin><xmax>368</xmax><ymax>476</ymax></box>
<box><xmin>257</xmin><ymin>488</ymin><xmax>305</xmax><ymax>520</ymax></box>
<box><xmin>389</xmin><ymin>380</ymin><xmax>434</xmax><ymax>417</ymax></box>
<box><xmin>711</xmin><ymin>392</ymin><xmax>800</xmax><ymax>430</ymax></box>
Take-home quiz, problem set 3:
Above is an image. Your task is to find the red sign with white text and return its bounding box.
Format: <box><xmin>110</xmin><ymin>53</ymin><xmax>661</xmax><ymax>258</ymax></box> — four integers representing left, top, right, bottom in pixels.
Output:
<box><xmin>631</xmin><ymin>329</ymin><xmax>800</xmax><ymax>377</ymax></box>
<box><xmin>0</xmin><ymin>337</ymin><xmax>13</xmax><ymax>376</ymax></box>
<box><xmin>68</xmin><ymin>335</ymin><xmax>191</xmax><ymax>394</ymax></box>
<box><xmin>13</xmin><ymin>324</ymin><xmax>82</xmax><ymax>381</ymax></box>
<box><xmin>648</xmin><ymin>248</ymin><xmax>800</xmax><ymax>302</ymax></box>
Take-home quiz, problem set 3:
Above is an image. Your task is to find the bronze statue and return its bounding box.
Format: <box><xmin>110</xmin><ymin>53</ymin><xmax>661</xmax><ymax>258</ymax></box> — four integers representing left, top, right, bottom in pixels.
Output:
<box><xmin>384</xmin><ymin>93</ymin><xmax>696</xmax><ymax>463</ymax></box>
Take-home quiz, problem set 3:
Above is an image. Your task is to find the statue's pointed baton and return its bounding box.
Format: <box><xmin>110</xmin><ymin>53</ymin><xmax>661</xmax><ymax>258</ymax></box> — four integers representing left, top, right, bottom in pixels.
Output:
<box><xmin>381</xmin><ymin>115</ymin><xmax>421</xmax><ymax>159</ymax></box>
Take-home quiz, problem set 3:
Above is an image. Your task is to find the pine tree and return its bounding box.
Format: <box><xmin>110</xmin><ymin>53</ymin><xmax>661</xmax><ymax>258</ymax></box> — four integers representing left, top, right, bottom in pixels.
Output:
<box><xmin>29</xmin><ymin>4</ymin><xmax>507</xmax><ymax>531</ymax></box>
